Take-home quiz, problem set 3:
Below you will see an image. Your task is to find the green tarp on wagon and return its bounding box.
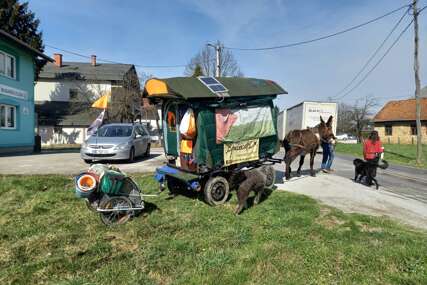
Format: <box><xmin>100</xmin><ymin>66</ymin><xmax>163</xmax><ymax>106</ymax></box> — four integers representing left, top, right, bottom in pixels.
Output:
<box><xmin>143</xmin><ymin>77</ymin><xmax>287</xmax><ymax>170</ymax></box>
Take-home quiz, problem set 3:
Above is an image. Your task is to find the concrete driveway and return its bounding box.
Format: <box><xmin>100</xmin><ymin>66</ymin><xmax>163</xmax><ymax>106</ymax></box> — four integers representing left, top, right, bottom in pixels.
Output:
<box><xmin>0</xmin><ymin>148</ymin><xmax>166</xmax><ymax>175</ymax></box>
<box><xmin>273</xmin><ymin>151</ymin><xmax>427</xmax><ymax>230</ymax></box>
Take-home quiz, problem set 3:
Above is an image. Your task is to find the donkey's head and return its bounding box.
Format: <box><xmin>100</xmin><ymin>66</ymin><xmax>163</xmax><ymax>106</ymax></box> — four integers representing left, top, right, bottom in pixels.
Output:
<box><xmin>319</xmin><ymin>116</ymin><xmax>335</xmax><ymax>141</ymax></box>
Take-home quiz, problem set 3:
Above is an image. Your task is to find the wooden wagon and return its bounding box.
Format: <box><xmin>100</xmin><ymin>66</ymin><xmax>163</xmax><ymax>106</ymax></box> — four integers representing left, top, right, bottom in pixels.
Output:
<box><xmin>143</xmin><ymin>76</ymin><xmax>287</xmax><ymax>205</ymax></box>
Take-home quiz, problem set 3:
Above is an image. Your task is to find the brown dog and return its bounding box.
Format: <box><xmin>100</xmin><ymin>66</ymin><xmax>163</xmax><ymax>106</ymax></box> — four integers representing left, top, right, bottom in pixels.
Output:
<box><xmin>234</xmin><ymin>166</ymin><xmax>267</xmax><ymax>215</ymax></box>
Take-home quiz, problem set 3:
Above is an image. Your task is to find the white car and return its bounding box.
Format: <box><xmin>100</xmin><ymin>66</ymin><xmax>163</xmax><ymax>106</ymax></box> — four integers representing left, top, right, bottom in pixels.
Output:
<box><xmin>80</xmin><ymin>123</ymin><xmax>151</xmax><ymax>163</ymax></box>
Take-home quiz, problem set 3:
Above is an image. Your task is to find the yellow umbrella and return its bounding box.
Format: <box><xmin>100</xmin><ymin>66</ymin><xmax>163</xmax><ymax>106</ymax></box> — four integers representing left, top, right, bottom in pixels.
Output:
<box><xmin>91</xmin><ymin>93</ymin><xmax>110</xmax><ymax>109</ymax></box>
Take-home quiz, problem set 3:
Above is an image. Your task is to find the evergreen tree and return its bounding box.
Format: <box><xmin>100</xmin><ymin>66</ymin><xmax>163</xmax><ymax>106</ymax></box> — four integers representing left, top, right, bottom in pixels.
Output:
<box><xmin>191</xmin><ymin>64</ymin><xmax>204</xmax><ymax>77</ymax></box>
<box><xmin>0</xmin><ymin>0</ymin><xmax>45</xmax><ymax>78</ymax></box>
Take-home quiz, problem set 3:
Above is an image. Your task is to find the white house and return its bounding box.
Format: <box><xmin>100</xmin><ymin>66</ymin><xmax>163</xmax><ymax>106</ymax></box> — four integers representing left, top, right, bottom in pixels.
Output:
<box><xmin>35</xmin><ymin>53</ymin><xmax>140</xmax><ymax>145</ymax></box>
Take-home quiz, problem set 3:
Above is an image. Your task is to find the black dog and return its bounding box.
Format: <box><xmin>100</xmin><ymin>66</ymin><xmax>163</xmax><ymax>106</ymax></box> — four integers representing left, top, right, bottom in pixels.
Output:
<box><xmin>234</xmin><ymin>167</ymin><xmax>268</xmax><ymax>215</ymax></box>
<box><xmin>353</xmin><ymin>158</ymin><xmax>389</xmax><ymax>189</ymax></box>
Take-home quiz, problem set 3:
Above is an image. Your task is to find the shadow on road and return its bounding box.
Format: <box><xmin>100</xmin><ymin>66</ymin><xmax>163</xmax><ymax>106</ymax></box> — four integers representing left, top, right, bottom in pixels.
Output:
<box><xmin>84</xmin><ymin>154</ymin><xmax>162</xmax><ymax>165</ymax></box>
<box><xmin>275</xmin><ymin>169</ymin><xmax>322</xmax><ymax>183</ymax></box>
<box><xmin>0</xmin><ymin>148</ymin><xmax>81</xmax><ymax>157</ymax></box>
<box><xmin>41</xmin><ymin>148</ymin><xmax>81</xmax><ymax>154</ymax></box>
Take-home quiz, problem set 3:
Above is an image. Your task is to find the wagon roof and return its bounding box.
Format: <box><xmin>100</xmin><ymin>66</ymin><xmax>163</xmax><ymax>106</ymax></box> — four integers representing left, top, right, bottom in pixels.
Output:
<box><xmin>143</xmin><ymin>77</ymin><xmax>287</xmax><ymax>99</ymax></box>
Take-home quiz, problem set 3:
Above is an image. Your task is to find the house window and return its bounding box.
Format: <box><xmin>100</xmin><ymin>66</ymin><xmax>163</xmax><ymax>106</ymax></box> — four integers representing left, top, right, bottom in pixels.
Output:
<box><xmin>0</xmin><ymin>104</ymin><xmax>17</xmax><ymax>129</ymax></box>
<box><xmin>411</xmin><ymin>124</ymin><xmax>417</xmax><ymax>135</ymax></box>
<box><xmin>0</xmin><ymin>51</ymin><xmax>16</xmax><ymax>79</ymax></box>
<box><xmin>69</xmin><ymin>88</ymin><xmax>79</xmax><ymax>100</ymax></box>
<box><xmin>385</xmin><ymin>124</ymin><xmax>392</xmax><ymax>136</ymax></box>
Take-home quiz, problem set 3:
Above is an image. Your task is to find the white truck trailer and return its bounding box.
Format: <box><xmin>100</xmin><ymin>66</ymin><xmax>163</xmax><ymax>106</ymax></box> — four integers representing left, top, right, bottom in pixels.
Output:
<box><xmin>277</xmin><ymin>110</ymin><xmax>287</xmax><ymax>140</ymax></box>
<box><xmin>285</xmin><ymin>101</ymin><xmax>338</xmax><ymax>136</ymax></box>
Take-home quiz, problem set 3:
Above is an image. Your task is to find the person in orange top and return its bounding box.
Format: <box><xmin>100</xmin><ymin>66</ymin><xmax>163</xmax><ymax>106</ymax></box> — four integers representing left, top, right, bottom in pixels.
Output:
<box><xmin>363</xmin><ymin>131</ymin><xmax>383</xmax><ymax>161</ymax></box>
<box><xmin>363</xmin><ymin>131</ymin><xmax>384</xmax><ymax>182</ymax></box>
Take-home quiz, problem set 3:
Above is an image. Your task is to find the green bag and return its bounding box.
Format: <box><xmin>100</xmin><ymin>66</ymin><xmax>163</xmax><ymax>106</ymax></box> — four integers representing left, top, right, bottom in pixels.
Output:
<box><xmin>100</xmin><ymin>170</ymin><xmax>127</xmax><ymax>195</ymax></box>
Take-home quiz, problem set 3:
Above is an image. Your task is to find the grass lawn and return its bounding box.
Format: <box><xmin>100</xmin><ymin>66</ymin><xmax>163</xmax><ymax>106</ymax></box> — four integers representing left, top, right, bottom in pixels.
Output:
<box><xmin>335</xmin><ymin>143</ymin><xmax>427</xmax><ymax>169</ymax></box>
<box><xmin>1</xmin><ymin>175</ymin><xmax>427</xmax><ymax>284</ymax></box>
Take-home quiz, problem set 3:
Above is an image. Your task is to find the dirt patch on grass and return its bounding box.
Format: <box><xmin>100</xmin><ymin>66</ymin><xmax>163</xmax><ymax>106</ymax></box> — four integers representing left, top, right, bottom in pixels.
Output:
<box><xmin>104</xmin><ymin>231</ymin><xmax>140</xmax><ymax>254</ymax></box>
<box><xmin>316</xmin><ymin>207</ymin><xmax>346</xmax><ymax>229</ymax></box>
<box><xmin>355</xmin><ymin>222</ymin><xmax>384</xmax><ymax>233</ymax></box>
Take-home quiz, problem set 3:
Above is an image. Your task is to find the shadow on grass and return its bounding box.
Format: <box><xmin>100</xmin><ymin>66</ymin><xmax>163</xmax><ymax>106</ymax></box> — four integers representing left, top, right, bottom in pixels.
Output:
<box><xmin>112</xmin><ymin>154</ymin><xmax>162</xmax><ymax>164</ymax></box>
<box><xmin>384</xmin><ymin>150</ymin><xmax>414</xmax><ymax>160</ymax></box>
<box><xmin>136</xmin><ymin>201</ymin><xmax>161</xmax><ymax>218</ymax></box>
<box><xmin>238</xmin><ymin>187</ymin><xmax>275</xmax><ymax>215</ymax></box>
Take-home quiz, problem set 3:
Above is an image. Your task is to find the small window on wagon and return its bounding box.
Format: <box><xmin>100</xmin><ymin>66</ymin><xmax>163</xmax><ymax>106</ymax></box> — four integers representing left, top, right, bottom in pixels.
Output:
<box><xmin>385</xmin><ymin>124</ymin><xmax>392</xmax><ymax>136</ymax></box>
<box><xmin>167</xmin><ymin>111</ymin><xmax>176</xmax><ymax>132</ymax></box>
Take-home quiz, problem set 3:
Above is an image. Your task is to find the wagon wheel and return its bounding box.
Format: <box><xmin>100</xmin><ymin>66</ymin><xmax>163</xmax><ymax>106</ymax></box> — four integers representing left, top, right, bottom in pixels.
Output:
<box><xmin>204</xmin><ymin>176</ymin><xmax>230</xmax><ymax>206</ymax></box>
<box><xmin>263</xmin><ymin>165</ymin><xmax>276</xmax><ymax>189</ymax></box>
<box><xmin>98</xmin><ymin>196</ymin><xmax>134</xmax><ymax>226</ymax></box>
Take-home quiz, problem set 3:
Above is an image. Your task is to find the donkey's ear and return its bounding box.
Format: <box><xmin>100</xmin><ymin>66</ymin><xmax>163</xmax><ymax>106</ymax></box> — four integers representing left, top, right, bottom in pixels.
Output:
<box><xmin>320</xmin><ymin>116</ymin><xmax>325</xmax><ymax>124</ymax></box>
<box><xmin>326</xmin><ymin>116</ymin><xmax>333</xmax><ymax>126</ymax></box>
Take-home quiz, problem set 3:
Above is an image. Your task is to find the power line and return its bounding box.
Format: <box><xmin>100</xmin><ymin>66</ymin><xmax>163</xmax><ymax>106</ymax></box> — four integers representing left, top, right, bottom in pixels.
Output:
<box><xmin>224</xmin><ymin>3</ymin><xmax>411</xmax><ymax>51</ymax></box>
<box><xmin>45</xmin><ymin>44</ymin><xmax>189</xmax><ymax>68</ymax></box>
<box><xmin>334</xmin><ymin>4</ymin><xmax>427</xmax><ymax>101</ymax></box>
<box><xmin>333</xmin><ymin>7</ymin><xmax>411</xmax><ymax>98</ymax></box>
<box><xmin>334</xmin><ymin>18</ymin><xmax>414</xmax><ymax>101</ymax></box>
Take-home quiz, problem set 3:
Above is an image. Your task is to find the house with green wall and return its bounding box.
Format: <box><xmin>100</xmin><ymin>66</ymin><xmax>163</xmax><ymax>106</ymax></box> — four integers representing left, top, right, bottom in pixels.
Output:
<box><xmin>0</xmin><ymin>29</ymin><xmax>52</xmax><ymax>154</ymax></box>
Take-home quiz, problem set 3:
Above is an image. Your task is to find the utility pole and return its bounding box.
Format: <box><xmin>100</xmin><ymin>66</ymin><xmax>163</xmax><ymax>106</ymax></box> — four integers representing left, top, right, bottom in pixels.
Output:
<box><xmin>207</xmin><ymin>42</ymin><xmax>222</xmax><ymax>77</ymax></box>
<box><xmin>413</xmin><ymin>0</ymin><xmax>423</xmax><ymax>165</ymax></box>
<box><xmin>215</xmin><ymin>43</ymin><xmax>221</xmax><ymax>77</ymax></box>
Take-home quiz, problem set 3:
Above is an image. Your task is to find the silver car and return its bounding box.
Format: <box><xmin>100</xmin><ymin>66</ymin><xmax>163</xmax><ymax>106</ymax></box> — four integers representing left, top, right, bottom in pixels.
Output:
<box><xmin>80</xmin><ymin>123</ymin><xmax>151</xmax><ymax>163</ymax></box>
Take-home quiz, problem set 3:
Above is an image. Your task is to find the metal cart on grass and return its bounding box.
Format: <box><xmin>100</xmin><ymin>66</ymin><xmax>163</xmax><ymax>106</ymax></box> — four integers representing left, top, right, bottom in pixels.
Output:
<box><xmin>75</xmin><ymin>164</ymin><xmax>150</xmax><ymax>225</ymax></box>
<box><xmin>144</xmin><ymin>76</ymin><xmax>287</xmax><ymax>205</ymax></box>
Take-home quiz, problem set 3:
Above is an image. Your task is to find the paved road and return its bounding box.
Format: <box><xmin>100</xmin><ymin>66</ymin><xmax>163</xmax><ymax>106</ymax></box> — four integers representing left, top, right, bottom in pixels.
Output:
<box><xmin>332</xmin><ymin>153</ymin><xmax>427</xmax><ymax>203</ymax></box>
<box><xmin>274</xmin><ymin>150</ymin><xmax>427</xmax><ymax>204</ymax></box>
<box><xmin>0</xmin><ymin>148</ymin><xmax>166</xmax><ymax>175</ymax></box>
<box><xmin>2</xmin><ymin>148</ymin><xmax>426</xmax><ymax>203</ymax></box>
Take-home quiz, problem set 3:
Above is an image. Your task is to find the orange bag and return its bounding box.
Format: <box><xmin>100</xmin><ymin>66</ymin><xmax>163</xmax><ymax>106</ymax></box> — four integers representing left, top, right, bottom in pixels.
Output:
<box><xmin>180</xmin><ymin>139</ymin><xmax>193</xmax><ymax>154</ymax></box>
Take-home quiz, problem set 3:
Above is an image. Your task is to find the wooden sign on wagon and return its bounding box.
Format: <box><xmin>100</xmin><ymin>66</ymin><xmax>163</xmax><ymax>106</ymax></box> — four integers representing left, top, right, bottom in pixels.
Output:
<box><xmin>223</xmin><ymin>139</ymin><xmax>259</xmax><ymax>166</ymax></box>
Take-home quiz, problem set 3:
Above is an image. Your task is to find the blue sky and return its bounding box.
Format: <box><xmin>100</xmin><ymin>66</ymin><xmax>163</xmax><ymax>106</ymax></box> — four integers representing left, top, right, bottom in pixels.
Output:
<box><xmin>28</xmin><ymin>0</ymin><xmax>427</xmax><ymax>110</ymax></box>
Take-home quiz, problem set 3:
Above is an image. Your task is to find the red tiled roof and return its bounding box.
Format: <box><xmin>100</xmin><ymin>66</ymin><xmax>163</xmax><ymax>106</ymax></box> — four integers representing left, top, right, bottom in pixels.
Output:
<box><xmin>374</xmin><ymin>98</ymin><xmax>427</xmax><ymax>122</ymax></box>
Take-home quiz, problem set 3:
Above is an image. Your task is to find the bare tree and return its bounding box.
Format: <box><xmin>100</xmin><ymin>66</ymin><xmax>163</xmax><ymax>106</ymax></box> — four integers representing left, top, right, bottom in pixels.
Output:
<box><xmin>184</xmin><ymin>41</ymin><xmax>243</xmax><ymax>77</ymax></box>
<box><xmin>108</xmin><ymin>68</ymin><xmax>141</xmax><ymax>122</ymax></box>
<box><xmin>353</xmin><ymin>97</ymin><xmax>378</xmax><ymax>141</ymax></box>
<box><xmin>67</xmin><ymin>68</ymin><xmax>141</xmax><ymax>123</ymax></box>
<box><xmin>138</xmin><ymin>71</ymin><xmax>153</xmax><ymax>87</ymax></box>
<box><xmin>336</xmin><ymin>96</ymin><xmax>378</xmax><ymax>141</ymax></box>
<box><xmin>337</xmin><ymin>102</ymin><xmax>355</xmax><ymax>135</ymax></box>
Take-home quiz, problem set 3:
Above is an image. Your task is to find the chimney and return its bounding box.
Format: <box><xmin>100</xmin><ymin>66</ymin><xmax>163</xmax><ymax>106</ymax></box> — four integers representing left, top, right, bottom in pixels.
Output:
<box><xmin>53</xmin><ymin>53</ymin><xmax>63</xmax><ymax>67</ymax></box>
<box><xmin>91</xmin><ymin>55</ymin><xmax>97</xmax><ymax>66</ymax></box>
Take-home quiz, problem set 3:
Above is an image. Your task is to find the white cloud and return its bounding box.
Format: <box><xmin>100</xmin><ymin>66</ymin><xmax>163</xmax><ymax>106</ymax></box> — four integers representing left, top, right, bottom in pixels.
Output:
<box><xmin>180</xmin><ymin>0</ymin><xmax>288</xmax><ymax>42</ymax></box>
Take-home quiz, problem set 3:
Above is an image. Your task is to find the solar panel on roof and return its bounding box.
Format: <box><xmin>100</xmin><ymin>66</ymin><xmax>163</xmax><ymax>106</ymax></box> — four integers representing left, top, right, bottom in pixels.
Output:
<box><xmin>199</xmin><ymin>77</ymin><xmax>220</xmax><ymax>85</ymax></box>
<box><xmin>197</xmin><ymin>76</ymin><xmax>229</xmax><ymax>97</ymax></box>
<box><xmin>210</xmin><ymin>84</ymin><xmax>227</xmax><ymax>92</ymax></box>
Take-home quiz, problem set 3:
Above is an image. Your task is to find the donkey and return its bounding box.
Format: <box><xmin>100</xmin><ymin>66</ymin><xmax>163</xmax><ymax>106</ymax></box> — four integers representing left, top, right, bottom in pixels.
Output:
<box><xmin>283</xmin><ymin>116</ymin><xmax>335</xmax><ymax>180</ymax></box>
